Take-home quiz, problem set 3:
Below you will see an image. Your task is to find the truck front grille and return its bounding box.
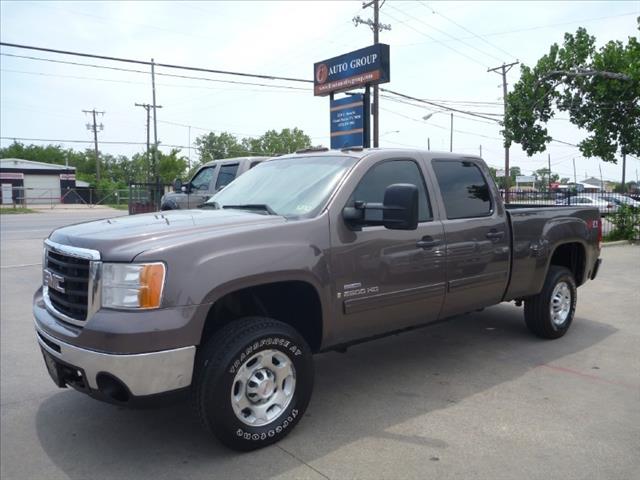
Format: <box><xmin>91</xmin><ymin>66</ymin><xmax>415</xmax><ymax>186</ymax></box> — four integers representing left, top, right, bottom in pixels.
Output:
<box><xmin>42</xmin><ymin>240</ymin><xmax>101</xmax><ymax>326</ymax></box>
<box><xmin>45</xmin><ymin>250</ymin><xmax>90</xmax><ymax>321</ymax></box>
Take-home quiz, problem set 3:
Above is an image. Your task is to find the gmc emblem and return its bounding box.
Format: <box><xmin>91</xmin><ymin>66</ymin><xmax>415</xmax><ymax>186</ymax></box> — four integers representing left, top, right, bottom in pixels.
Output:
<box><xmin>43</xmin><ymin>269</ymin><xmax>66</xmax><ymax>294</ymax></box>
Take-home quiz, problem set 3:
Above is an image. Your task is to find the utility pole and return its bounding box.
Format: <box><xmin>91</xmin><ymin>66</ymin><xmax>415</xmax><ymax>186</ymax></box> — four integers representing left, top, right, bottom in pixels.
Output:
<box><xmin>353</xmin><ymin>0</ymin><xmax>391</xmax><ymax>148</ymax></box>
<box><xmin>427</xmin><ymin>137</ymin><xmax>430</xmax><ymax>151</ymax></box>
<box><xmin>135</xmin><ymin>102</ymin><xmax>162</xmax><ymax>183</ymax></box>
<box><xmin>573</xmin><ymin>158</ymin><xmax>577</xmax><ymax>185</ymax></box>
<box><xmin>548</xmin><ymin>153</ymin><xmax>552</xmax><ymax>193</ymax></box>
<box><xmin>599</xmin><ymin>163</ymin><xmax>604</xmax><ymax>191</ymax></box>
<box><xmin>621</xmin><ymin>152</ymin><xmax>627</xmax><ymax>192</ymax></box>
<box><xmin>479</xmin><ymin>145</ymin><xmax>482</xmax><ymax>158</ymax></box>
<box><xmin>488</xmin><ymin>61</ymin><xmax>519</xmax><ymax>203</ymax></box>
<box><xmin>151</xmin><ymin>58</ymin><xmax>160</xmax><ymax>209</ymax></box>
<box><xmin>82</xmin><ymin>109</ymin><xmax>104</xmax><ymax>182</ymax></box>
<box><xmin>449</xmin><ymin>113</ymin><xmax>453</xmax><ymax>152</ymax></box>
<box><xmin>188</xmin><ymin>125</ymin><xmax>192</xmax><ymax>172</ymax></box>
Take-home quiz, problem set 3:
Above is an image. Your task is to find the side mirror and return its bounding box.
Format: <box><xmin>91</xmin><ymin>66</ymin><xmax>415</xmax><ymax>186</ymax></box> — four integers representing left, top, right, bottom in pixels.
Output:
<box><xmin>173</xmin><ymin>178</ymin><xmax>183</xmax><ymax>192</ymax></box>
<box><xmin>181</xmin><ymin>185</ymin><xmax>187</xmax><ymax>193</ymax></box>
<box><xmin>343</xmin><ymin>183</ymin><xmax>419</xmax><ymax>231</ymax></box>
<box><xmin>382</xmin><ymin>183</ymin><xmax>419</xmax><ymax>230</ymax></box>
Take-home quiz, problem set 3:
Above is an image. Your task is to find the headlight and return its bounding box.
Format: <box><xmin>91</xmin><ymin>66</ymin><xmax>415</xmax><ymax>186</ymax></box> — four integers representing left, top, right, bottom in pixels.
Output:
<box><xmin>102</xmin><ymin>263</ymin><xmax>166</xmax><ymax>309</ymax></box>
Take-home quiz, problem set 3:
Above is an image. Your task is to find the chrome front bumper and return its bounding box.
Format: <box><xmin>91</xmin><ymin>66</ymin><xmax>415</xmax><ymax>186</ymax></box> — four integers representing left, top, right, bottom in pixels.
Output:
<box><xmin>35</xmin><ymin>324</ymin><xmax>196</xmax><ymax>397</ymax></box>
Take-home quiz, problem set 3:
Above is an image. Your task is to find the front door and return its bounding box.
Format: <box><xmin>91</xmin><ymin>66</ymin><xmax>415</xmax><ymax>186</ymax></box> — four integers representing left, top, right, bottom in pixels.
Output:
<box><xmin>186</xmin><ymin>165</ymin><xmax>216</xmax><ymax>208</ymax></box>
<box><xmin>429</xmin><ymin>159</ymin><xmax>510</xmax><ymax>317</ymax></box>
<box><xmin>330</xmin><ymin>157</ymin><xmax>446</xmax><ymax>344</ymax></box>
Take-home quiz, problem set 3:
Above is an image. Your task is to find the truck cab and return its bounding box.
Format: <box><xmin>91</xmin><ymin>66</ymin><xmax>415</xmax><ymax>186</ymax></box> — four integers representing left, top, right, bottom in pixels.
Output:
<box><xmin>160</xmin><ymin>156</ymin><xmax>268</xmax><ymax>210</ymax></box>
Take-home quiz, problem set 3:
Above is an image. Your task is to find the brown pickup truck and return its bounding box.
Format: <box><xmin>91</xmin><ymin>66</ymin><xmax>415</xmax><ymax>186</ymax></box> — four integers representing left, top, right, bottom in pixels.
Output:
<box><xmin>34</xmin><ymin>148</ymin><xmax>602</xmax><ymax>451</ymax></box>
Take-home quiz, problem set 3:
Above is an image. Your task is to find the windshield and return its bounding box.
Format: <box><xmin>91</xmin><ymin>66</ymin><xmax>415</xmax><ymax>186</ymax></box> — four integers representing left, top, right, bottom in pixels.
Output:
<box><xmin>206</xmin><ymin>155</ymin><xmax>356</xmax><ymax>218</ymax></box>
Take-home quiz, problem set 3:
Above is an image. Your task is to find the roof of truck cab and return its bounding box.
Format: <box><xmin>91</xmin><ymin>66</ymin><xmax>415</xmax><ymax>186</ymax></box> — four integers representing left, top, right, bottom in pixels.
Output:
<box><xmin>201</xmin><ymin>156</ymin><xmax>270</xmax><ymax>167</ymax></box>
<box><xmin>268</xmin><ymin>148</ymin><xmax>482</xmax><ymax>162</ymax></box>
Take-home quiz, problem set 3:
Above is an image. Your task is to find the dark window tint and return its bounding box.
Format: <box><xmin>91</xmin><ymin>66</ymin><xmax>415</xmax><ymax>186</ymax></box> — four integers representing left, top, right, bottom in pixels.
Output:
<box><xmin>215</xmin><ymin>164</ymin><xmax>239</xmax><ymax>190</ymax></box>
<box><xmin>349</xmin><ymin>159</ymin><xmax>431</xmax><ymax>222</ymax></box>
<box><xmin>432</xmin><ymin>160</ymin><xmax>492</xmax><ymax>219</ymax></box>
<box><xmin>191</xmin><ymin>166</ymin><xmax>215</xmax><ymax>191</ymax></box>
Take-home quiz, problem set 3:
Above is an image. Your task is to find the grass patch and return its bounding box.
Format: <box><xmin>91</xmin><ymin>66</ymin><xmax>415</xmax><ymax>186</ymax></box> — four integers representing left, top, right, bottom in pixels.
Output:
<box><xmin>105</xmin><ymin>204</ymin><xmax>129</xmax><ymax>210</ymax></box>
<box><xmin>0</xmin><ymin>207</ymin><xmax>36</xmax><ymax>214</ymax></box>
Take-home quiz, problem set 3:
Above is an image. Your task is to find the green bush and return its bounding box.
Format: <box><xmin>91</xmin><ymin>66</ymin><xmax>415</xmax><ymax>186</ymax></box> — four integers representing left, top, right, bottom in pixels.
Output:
<box><xmin>605</xmin><ymin>205</ymin><xmax>640</xmax><ymax>241</ymax></box>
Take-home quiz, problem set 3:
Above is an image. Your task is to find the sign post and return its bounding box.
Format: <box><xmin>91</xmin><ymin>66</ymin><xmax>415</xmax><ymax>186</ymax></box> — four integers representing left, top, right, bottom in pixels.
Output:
<box><xmin>315</xmin><ymin>44</ymin><xmax>389</xmax><ymax>149</ymax></box>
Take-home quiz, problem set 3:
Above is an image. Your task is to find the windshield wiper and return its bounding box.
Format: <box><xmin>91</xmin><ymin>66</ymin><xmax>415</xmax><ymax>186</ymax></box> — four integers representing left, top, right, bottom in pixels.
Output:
<box><xmin>199</xmin><ymin>201</ymin><xmax>220</xmax><ymax>209</ymax></box>
<box><xmin>222</xmin><ymin>204</ymin><xmax>277</xmax><ymax>215</ymax></box>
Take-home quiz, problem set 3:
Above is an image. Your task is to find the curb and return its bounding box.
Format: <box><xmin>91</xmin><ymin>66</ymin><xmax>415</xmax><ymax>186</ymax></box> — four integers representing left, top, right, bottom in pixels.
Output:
<box><xmin>602</xmin><ymin>240</ymin><xmax>635</xmax><ymax>248</ymax></box>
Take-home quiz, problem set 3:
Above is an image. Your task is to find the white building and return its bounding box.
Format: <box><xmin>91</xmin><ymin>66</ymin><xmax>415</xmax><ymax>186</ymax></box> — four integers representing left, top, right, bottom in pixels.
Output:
<box><xmin>0</xmin><ymin>158</ymin><xmax>78</xmax><ymax>205</ymax></box>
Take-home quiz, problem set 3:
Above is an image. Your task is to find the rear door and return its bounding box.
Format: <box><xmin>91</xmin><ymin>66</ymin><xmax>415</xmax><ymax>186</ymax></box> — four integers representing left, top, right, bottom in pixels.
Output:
<box><xmin>329</xmin><ymin>156</ymin><xmax>446</xmax><ymax>343</ymax></box>
<box><xmin>214</xmin><ymin>163</ymin><xmax>240</xmax><ymax>192</ymax></box>
<box><xmin>429</xmin><ymin>158</ymin><xmax>510</xmax><ymax>317</ymax></box>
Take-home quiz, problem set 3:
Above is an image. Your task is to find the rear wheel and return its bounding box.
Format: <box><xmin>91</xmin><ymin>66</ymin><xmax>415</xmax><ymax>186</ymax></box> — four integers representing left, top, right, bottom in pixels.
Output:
<box><xmin>192</xmin><ymin>317</ymin><xmax>314</xmax><ymax>451</ymax></box>
<box><xmin>524</xmin><ymin>266</ymin><xmax>577</xmax><ymax>339</ymax></box>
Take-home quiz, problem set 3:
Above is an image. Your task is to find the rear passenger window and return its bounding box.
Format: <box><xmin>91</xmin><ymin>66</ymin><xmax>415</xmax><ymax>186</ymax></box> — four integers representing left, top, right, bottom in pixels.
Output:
<box><xmin>432</xmin><ymin>160</ymin><xmax>492</xmax><ymax>219</ymax></box>
<box><xmin>216</xmin><ymin>164</ymin><xmax>239</xmax><ymax>190</ymax></box>
<box><xmin>349</xmin><ymin>159</ymin><xmax>432</xmax><ymax>222</ymax></box>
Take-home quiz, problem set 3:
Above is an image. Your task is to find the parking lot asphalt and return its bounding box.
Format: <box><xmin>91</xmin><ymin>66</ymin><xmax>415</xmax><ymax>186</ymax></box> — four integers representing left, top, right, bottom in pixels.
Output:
<box><xmin>1</xmin><ymin>210</ymin><xmax>639</xmax><ymax>480</ymax></box>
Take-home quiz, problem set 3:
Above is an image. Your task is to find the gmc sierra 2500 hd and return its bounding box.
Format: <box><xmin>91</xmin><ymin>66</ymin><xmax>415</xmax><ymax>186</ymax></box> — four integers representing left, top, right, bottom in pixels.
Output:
<box><xmin>34</xmin><ymin>148</ymin><xmax>602</xmax><ymax>451</ymax></box>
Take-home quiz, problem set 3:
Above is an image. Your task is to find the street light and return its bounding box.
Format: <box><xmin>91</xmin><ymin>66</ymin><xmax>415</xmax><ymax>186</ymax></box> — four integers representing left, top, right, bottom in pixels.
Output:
<box><xmin>423</xmin><ymin>112</ymin><xmax>453</xmax><ymax>152</ymax></box>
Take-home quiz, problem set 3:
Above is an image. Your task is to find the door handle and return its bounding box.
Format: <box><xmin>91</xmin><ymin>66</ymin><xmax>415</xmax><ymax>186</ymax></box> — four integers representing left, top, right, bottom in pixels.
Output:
<box><xmin>416</xmin><ymin>236</ymin><xmax>441</xmax><ymax>249</ymax></box>
<box><xmin>485</xmin><ymin>230</ymin><xmax>504</xmax><ymax>240</ymax></box>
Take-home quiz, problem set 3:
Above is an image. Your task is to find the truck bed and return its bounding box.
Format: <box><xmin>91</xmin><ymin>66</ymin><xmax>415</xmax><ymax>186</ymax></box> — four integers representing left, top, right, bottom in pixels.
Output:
<box><xmin>504</xmin><ymin>205</ymin><xmax>600</xmax><ymax>301</ymax></box>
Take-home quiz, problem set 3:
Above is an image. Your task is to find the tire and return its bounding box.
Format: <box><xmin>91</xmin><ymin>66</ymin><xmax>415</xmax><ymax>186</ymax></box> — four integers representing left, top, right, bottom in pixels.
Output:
<box><xmin>192</xmin><ymin>317</ymin><xmax>314</xmax><ymax>451</ymax></box>
<box><xmin>524</xmin><ymin>266</ymin><xmax>577</xmax><ymax>339</ymax></box>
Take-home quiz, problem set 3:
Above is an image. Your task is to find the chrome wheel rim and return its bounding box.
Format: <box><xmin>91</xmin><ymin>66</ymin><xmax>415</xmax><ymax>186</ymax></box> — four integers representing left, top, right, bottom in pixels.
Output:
<box><xmin>230</xmin><ymin>349</ymin><xmax>296</xmax><ymax>427</ymax></box>
<box><xmin>550</xmin><ymin>281</ymin><xmax>572</xmax><ymax>327</ymax></box>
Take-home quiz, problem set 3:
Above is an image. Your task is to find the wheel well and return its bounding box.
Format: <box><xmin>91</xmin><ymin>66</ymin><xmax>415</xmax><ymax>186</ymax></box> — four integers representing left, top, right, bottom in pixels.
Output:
<box><xmin>200</xmin><ymin>281</ymin><xmax>323</xmax><ymax>352</ymax></box>
<box><xmin>549</xmin><ymin>243</ymin><xmax>586</xmax><ymax>285</ymax></box>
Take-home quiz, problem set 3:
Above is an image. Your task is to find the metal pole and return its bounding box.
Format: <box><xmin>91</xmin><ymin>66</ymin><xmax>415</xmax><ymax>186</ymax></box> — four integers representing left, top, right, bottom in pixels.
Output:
<box><xmin>372</xmin><ymin>0</ymin><xmax>379</xmax><ymax>148</ymax></box>
<box><xmin>479</xmin><ymin>145</ymin><xmax>482</xmax><ymax>157</ymax></box>
<box><xmin>151</xmin><ymin>58</ymin><xmax>160</xmax><ymax>209</ymax></box>
<box><xmin>548</xmin><ymin>153</ymin><xmax>552</xmax><ymax>192</ymax></box>
<box><xmin>449</xmin><ymin>113</ymin><xmax>453</xmax><ymax>152</ymax></box>
<box><xmin>427</xmin><ymin>137</ymin><xmax>430</xmax><ymax>151</ymax></box>
<box><xmin>573</xmin><ymin>158</ymin><xmax>577</xmax><ymax>185</ymax></box>
<box><xmin>363</xmin><ymin>85</ymin><xmax>371</xmax><ymax>148</ymax></box>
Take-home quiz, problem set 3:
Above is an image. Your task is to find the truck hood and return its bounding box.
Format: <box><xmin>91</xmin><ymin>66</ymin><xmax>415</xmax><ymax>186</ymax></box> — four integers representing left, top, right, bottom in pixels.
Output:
<box><xmin>49</xmin><ymin>208</ymin><xmax>286</xmax><ymax>262</ymax></box>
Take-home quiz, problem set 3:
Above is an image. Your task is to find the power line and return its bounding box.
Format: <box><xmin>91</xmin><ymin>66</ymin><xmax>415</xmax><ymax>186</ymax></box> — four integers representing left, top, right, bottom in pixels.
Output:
<box><xmin>382</xmin><ymin>8</ymin><xmax>489</xmax><ymax>68</ymax></box>
<box><xmin>0</xmin><ymin>136</ymin><xmax>190</xmax><ymax>149</ymax></box>
<box><xmin>0</xmin><ymin>53</ymin><xmax>312</xmax><ymax>91</ymax></box>
<box><xmin>0</xmin><ymin>42</ymin><xmax>313</xmax><ymax>83</ymax></box>
<box><xmin>380</xmin><ymin>87</ymin><xmax>502</xmax><ymax>122</ymax></box>
<box><xmin>419</xmin><ymin>1</ymin><xmax>518</xmax><ymax>61</ymax></box>
<box><xmin>388</xmin><ymin>2</ymin><xmax>504</xmax><ymax>64</ymax></box>
<box><xmin>395</xmin><ymin>11</ymin><xmax>638</xmax><ymax>47</ymax></box>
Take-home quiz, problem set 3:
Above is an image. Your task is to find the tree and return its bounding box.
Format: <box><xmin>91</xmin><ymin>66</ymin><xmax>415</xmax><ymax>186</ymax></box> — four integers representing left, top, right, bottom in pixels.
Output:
<box><xmin>246</xmin><ymin>128</ymin><xmax>312</xmax><ymax>155</ymax></box>
<box><xmin>504</xmin><ymin>27</ymin><xmax>640</xmax><ymax>163</ymax></box>
<box><xmin>194</xmin><ymin>128</ymin><xmax>313</xmax><ymax>164</ymax></box>
<box><xmin>194</xmin><ymin>132</ymin><xmax>248</xmax><ymax>164</ymax></box>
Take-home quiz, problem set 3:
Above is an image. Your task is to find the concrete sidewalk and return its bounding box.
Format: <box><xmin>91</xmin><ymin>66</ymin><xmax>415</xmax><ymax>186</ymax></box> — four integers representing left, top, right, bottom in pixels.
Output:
<box><xmin>1</xmin><ymin>236</ymin><xmax>638</xmax><ymax>479</ymax></box>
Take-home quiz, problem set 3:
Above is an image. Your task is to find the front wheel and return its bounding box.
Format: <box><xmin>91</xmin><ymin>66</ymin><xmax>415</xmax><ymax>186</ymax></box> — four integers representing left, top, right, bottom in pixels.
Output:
<box><xmin>524</xmin><ymin>266</ymin><xmax>577</xmax><ymax>339</ymax></box>
<box><xmin>192</xmin><ymin>317</ymin><xmax>314</xmax><ymax>451</ymax></box>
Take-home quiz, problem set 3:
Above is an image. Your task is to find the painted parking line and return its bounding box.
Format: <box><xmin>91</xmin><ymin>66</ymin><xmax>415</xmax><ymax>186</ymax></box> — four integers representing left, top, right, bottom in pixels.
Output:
<box><xmin>0</xmin><ymin>263</ymin><xmax>41</xmax><ymax>269</ymax></box>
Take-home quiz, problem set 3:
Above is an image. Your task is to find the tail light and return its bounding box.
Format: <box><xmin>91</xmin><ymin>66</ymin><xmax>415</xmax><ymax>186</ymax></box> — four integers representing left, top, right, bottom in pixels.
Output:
<box><xmin>593</xmin><ymin>218</ymin><xmax>602</xmax><ymax>249</ymax></box>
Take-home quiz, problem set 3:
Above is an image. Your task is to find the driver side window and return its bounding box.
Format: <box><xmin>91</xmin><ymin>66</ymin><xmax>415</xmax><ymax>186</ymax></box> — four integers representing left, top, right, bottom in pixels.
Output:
<box><xmin>348</xmin><ymin>159</ymin><xmax>432</xmax><ymax>222</ymax></box>
<box><xmin>191</xmin><ymin>167</ymin><xmax>215</xmax><ymax>191</ymax></box>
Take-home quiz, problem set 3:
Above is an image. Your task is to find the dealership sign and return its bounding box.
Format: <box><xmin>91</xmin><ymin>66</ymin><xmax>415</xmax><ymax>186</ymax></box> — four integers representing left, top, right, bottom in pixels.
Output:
<box><xmin>314</xmin><ymin>44</ymin><xmax>390</xmax><ymax>96</ymax></box>
<box><xmin>330</xmin><ymin>95</ymin><xmax>365</xmax><ymax>149</ymax></box>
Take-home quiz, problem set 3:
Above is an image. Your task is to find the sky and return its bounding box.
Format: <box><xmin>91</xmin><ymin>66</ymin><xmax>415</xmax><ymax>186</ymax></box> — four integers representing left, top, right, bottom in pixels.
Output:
<box><xmin>0</xmin><ymin>0</ymin><xmax>639</xmax><ymax>182</ymax></box>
